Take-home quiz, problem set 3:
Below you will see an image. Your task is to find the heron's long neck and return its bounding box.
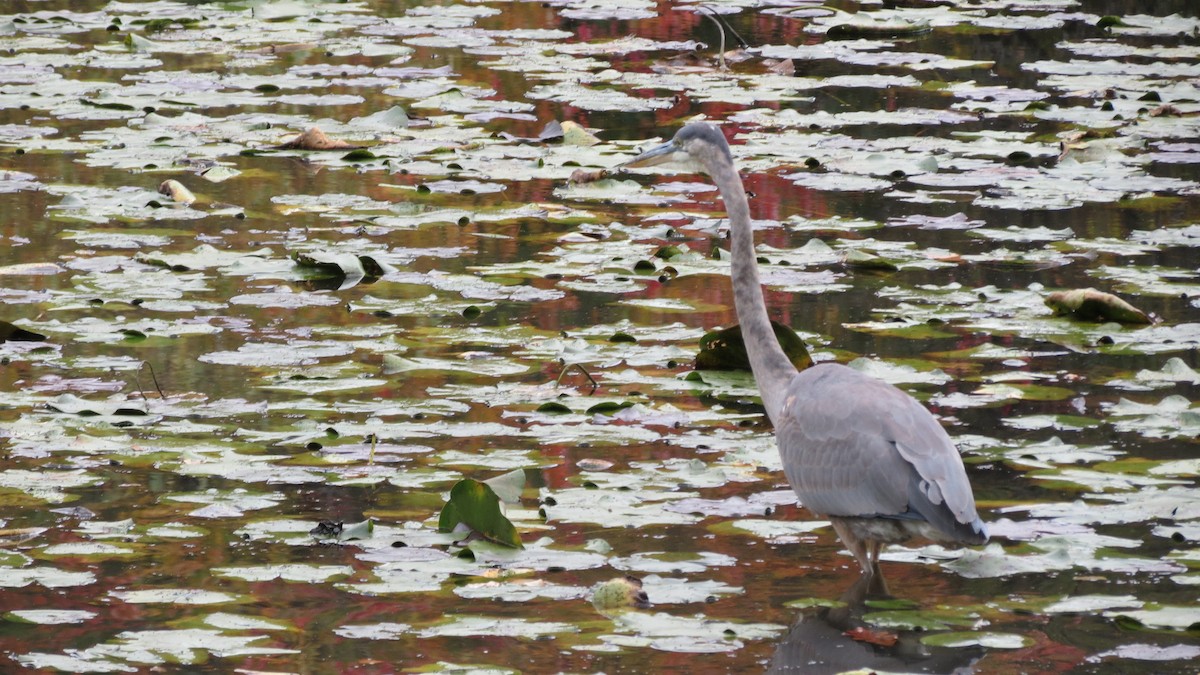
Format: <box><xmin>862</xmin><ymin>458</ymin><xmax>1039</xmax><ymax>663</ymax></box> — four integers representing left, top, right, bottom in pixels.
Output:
<box><xmin>706</xmin><ymin>156</ymin><xmax>799</xmax><ymax>424</ymax></box>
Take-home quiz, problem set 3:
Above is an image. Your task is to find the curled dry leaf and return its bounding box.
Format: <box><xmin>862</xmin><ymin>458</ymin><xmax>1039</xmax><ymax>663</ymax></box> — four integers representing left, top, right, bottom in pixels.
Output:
<box><xmin>158</xmin><ymin>179</ymin><xmax>196</xmax><ymax>205</ymax></box>
<box><xmin>576</xmin><ymin>458</ymin><xmax>614</xmax><ymax>471</ymax></box>
<box><xmin>1148</xmin><ymin>104</ymin><xmax>1181</xmax><ymax>117</ymax></box>
<box><xmin>1044</xmin><ymin>288</ymin><xmax>1153</xmax><ymax>325</ymax></box>
<box><xmin>766</xmin><ymin>58</ymin><xmax>795</xmax><ymax>76</ymax></box>
<box><xmin>568</xmin><ymin>168</ymin><xmax>608</xmax><ymax>184</ymax></box>
<box><xmin>276</xmin><ymin>127</ymin><xmax>364</xmax><ymax>151</ymax></box>
<box><xmin>722</xmin><ymin>49</ymin><xmax>753</xmax><ymax>64</ymax></box>
<box><xmin>927</xmin><ymin>251</ymin><xmax>963</xmax><ymax>263</ymax></box>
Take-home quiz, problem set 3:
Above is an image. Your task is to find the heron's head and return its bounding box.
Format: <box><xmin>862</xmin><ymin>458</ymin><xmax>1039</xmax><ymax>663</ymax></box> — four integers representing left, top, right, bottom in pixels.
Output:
<box><xmin>620</xmin><ymin>122</ymin><xmax>732</xmax><ymax>174</ymax></box>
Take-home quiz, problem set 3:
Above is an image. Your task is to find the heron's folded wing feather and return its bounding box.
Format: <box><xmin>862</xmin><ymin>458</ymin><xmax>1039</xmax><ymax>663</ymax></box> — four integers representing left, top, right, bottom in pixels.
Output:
<box><xmin>774</xmin><ymin>364</ymin><xmax>981</xmax><ymax>534</ymax></box>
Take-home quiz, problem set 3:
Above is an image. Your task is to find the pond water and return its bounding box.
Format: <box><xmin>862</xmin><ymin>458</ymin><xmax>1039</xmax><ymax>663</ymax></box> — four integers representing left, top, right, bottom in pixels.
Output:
<box><xmin>1</xmin><ymin>0</ymin><xmax>1199</xmax><ymax>672</ymax></box>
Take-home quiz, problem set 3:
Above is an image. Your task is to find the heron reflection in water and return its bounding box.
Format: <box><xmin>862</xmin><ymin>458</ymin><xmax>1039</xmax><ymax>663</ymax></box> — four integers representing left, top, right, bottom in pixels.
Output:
<box><xmin>767</xmin><ymin>574</ymin><xmax>984</xmax><ymax>673</ymax></box>
<box><xmin>621</xmin><ymin>124</ymin><xmax>987</xmax><ymax>593</ymax></box>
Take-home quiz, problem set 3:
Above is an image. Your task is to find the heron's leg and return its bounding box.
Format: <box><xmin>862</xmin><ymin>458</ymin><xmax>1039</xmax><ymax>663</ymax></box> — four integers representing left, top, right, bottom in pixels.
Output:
<box><xmin>866</xmin><ymin>571</ymin><xmax>890</xmax><ymax>596</ymax></box>
<box><xmin>866</xmin><ymin>541</ymin><xmax>889</xmax><ymax>596</ymax></box>
<box><xmin>830</xmin><ymin>520</ymin><xmax>872</xmax><ymax>578</ymax></box>
<box><xmin>868</xmin><ymin>541</ymin><xmax>884</xmax><ymax>574</ymax></box>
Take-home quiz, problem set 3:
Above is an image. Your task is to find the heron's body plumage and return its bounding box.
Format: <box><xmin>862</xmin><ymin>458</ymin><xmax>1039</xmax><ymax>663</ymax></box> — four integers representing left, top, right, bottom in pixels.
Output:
<box><xmin>776</xmin><ymin>363</ymin><xmax>987</xmax><ymax>545</ymax></box>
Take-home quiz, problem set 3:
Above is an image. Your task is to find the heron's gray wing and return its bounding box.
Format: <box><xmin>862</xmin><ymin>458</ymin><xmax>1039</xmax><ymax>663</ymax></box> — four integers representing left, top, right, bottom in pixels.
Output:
<box><xmin>774</xmin><ymin>363</ymin><xmax>985</xmax><ymax>543</ymax></box>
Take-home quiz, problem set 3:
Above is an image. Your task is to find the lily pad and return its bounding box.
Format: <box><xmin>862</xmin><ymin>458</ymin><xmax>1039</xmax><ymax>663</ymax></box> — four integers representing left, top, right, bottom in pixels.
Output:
<box><xmin>438</xmin><ymin>479</ymin><xmax>523</xmax><ymax>549</ymax></box>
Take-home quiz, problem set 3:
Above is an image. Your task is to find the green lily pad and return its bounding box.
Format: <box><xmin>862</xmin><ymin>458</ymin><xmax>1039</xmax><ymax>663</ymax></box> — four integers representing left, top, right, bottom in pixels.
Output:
<box><xmin>438</xmin><ymin>479</ymin><xmax>523</xmax><ymax>549</ymax></box>
<box><xmin>921</xmin><ymin>632</ymin><xmax>1032</xmax><ymax>649</ymax></box>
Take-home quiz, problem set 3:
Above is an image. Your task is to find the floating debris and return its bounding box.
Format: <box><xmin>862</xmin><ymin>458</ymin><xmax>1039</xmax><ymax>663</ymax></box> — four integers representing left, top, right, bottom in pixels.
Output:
<box><xmin>1045</xmin><ymin>288</ymin><xmax>1154</xmax><ymax>325</ymax></box>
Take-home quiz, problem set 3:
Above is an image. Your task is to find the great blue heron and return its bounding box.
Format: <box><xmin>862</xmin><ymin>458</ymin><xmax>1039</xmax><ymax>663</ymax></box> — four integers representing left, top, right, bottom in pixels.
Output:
<box><xmin>622</xmin><ymin>123</ymin><xmax>987</xmax><ymax>586</ymax></box>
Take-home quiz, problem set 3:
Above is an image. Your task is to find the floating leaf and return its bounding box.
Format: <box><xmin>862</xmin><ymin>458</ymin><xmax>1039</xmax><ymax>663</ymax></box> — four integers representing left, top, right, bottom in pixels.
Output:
<box><xmin>1135</xmin><ymin>357</ymin><xmax>1200</xmax><ymax>384</ymax></box>
<box><xmin>920</xmin><ymin>632</ymin><xmax>1032</xmax><ymax>649</ymax></box>
<box><xmin>1106</xmin><ymin>606</ymin><xmax>1200</xmax><ymax>630</ymax></box>
<box><xmin>438</xmin><ymin>479</ymin><xmax>523</xmax><ymax>549</ymax></box>
<box><xmin>5</xmin><ymin>609</ymin><xmax>97</xmax><ymax>625</ymax></box>
<box><xmin>483</xmin><ymin>468</ymin><xmax>527</xmax><ymax>504</ymax></box>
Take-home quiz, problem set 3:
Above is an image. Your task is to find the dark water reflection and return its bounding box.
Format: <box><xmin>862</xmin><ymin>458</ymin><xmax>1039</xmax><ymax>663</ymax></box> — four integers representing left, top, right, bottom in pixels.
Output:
<box><xmin>768</xmin><ymin>575</ymin><xmax>984</xmax><ymax>674</ymax></box>
<box><xmin>0</xmin><ymin>0</ymin><xmax>1198</xmax><ymax>672</ymax></box>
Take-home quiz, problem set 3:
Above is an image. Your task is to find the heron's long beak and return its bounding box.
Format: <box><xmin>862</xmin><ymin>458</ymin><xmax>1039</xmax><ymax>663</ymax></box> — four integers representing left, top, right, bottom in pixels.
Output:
<box><xmin>619</xmin><ymin>139</ymin><xmax>680</xmax><ymax>169</ymax></box>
